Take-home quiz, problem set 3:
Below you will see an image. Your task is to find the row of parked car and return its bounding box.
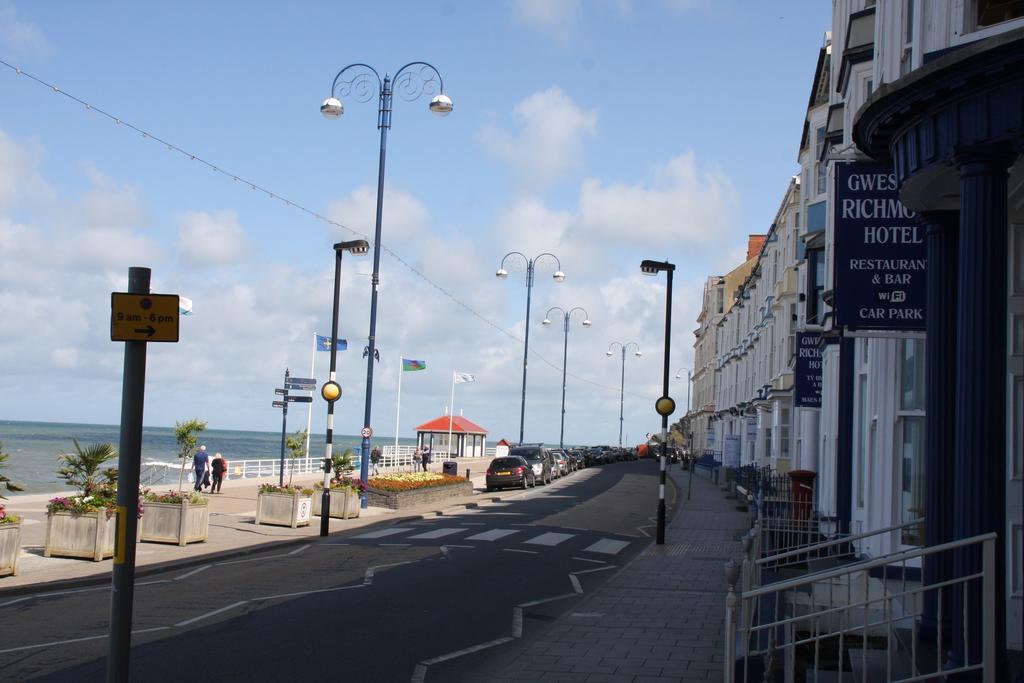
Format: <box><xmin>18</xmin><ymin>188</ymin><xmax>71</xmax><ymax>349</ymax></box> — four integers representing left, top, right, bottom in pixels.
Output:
<box><xmin>483</xmin><ymin>444</ymin><xmax>639</xmax><ymax>492</ymax></box>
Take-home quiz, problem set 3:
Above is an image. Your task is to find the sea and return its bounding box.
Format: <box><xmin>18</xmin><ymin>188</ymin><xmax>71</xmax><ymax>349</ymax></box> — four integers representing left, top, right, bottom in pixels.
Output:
<box><xmin>0</xmin><ymin>420</ymin><xmax>419</xmax><ymax>494</ymax></box>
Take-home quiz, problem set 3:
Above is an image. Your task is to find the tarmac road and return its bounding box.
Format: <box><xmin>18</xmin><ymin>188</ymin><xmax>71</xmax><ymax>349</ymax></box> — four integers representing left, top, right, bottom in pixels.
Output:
<box><xmin>0</xmin><ymin>459</ymin><xmax>674</xmax><ymax>682</ymax></box>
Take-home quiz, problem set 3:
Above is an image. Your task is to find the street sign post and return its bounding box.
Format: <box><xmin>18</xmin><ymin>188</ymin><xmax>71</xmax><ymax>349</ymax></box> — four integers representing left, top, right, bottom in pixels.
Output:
<box><xmin>111</xmin><ymin>293</ymin><xmax>180</xmax><ymax>342</ymax></box>
<box><xmin>285</xmin><ymin>395</ymin><xmax>313</xmax><ymax>403</ymax></box>
<box><xmin>272</xmin><ymin>400</ymin><xmax>286</xmax><ymax>408</ymax></box>
<box><xmin>274</xmin><ymin>388</ymin><xmax>288</xmax><ymax>396</ymax></box>
<box><xmin>285</xmin><ymin>377</ymin><xmax>316</xmax><ymax>390</ymax></box>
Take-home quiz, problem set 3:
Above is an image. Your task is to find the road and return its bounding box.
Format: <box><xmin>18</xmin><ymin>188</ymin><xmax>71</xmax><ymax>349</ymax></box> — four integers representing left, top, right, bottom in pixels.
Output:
<box><xmin>0</xmin><ymin>459</ymin><xmax>673</xmax><ymax>682</ymax></box>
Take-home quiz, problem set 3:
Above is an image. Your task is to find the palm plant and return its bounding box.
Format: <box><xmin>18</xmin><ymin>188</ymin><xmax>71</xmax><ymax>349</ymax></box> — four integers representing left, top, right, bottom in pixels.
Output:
<box><xmin>57</xmin><ymin>439</ymin><xmax>118</xmax><ymax>496</ymax></box>
<box><xmin>0</xmin><ymin>442</ymin><xmax>24</xmax><ymax>499</ymax></box>
<box><xmin>174</xmin><ymin>418</ymin><xmax>207</xmax><ymax>491</ymax></box>
<box><xmin>331</xmin><ymin>448</ymin><xmax>355</xmax><ymax>480</ymax></box>
<box><xmin>285</xmin><ymin>429</ymin><xmax>309</xmax><ymax>486</ymax></box>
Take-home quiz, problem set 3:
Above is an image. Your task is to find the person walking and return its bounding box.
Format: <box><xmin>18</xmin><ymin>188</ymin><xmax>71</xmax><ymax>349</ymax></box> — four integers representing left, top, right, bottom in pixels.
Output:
<box><xmin>210</xmin><ymin>452</ymin><xmax>226</xmax><ymax>493</ymax></box>
<box><xmin>193</xmin><ymin>445</ymin><xmax>210</xmax><ymax>492</ymax></box>
<box><xmin>420</xmin><ymin>444</ymin><xmax>431</xmax><ymax>472</ymax></box>
<box><xmin>370</xmin><ymin>446</ymin><xmax>382</xmax><ymax>476</ymax></box>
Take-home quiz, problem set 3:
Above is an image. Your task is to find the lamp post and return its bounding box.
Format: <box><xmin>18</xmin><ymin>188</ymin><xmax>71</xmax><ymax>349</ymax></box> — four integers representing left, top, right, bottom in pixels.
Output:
<box><xmin>542</xmin><ymin>306</ymin><xmax>591</xmax><ymax>448</ymax></box>
<box><xmin>496</xmin><ymin>252</ymin><xmax>565</xmax><ymax>444</ymax></box>
<box><xmin>642</xmin><ymin>259</ymin><xmax>676</xmax><ymax>546</ymax></box>
<box><xmin>319</xmin><ymin>239</ymin><xmax>369</xmax><ymax>537</ymax></box>
<box><xmin>321</xmin><ymin>62</ymin><xmax>452</xmax><ymax>506</ymax></box>
<box><xmin>606</xmin><ymin>341</ymin><xmax>642</xmax><ymax>447</ymax></box>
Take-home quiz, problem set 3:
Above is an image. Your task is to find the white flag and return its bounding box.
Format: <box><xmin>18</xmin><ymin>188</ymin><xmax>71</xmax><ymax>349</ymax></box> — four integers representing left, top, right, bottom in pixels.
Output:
<box><xmin>454</xmin><ymin>371</ymin><xmax>475</xmax><ymax>384</ymax></box>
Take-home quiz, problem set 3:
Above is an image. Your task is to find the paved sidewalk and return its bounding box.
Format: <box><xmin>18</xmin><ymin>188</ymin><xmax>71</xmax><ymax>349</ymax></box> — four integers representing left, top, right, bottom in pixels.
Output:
<box><xmin>489</xmin><ymin>465</ymin><xmax>750</xmax><ymax>682</ymax></box>
<box><xmin>0</xmin><ymin>457</ymin><xmax>499</xmax><ymax>594</ymax></box>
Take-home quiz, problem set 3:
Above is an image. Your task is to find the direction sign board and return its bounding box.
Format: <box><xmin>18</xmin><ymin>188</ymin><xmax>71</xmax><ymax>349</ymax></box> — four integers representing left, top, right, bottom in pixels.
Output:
<box><xmin>285</xmin><ymin>395</ymin><xmax>313</xmax><ymax>403</ymax></box>
<box><xmin>272</xmin><ymin>400</ymin><xmax>286</xmax><ymax>408</ymax></box>
<box><xmin>286</xmin><ymin>377</ymin><xmax>316</xmax><ymax>389</ymax></box>
<box><xmin>274</xmin><ymin>388</ymin><xmax>288</xmax><ymax>395</ymax></box>
<box><xmin>111</xmin><ymin>293</ymin><xmax>180</xmax><ymax>342</ymax></box>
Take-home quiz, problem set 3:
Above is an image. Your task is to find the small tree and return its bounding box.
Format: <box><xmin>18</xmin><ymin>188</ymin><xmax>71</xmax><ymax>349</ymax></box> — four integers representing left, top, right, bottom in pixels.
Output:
<box><xmin>331</xmin><ymin>448</ymin><xmax>355</xmax><ymax>480</ymax></box>
<box><xmin>175</xmin><ymin>418</ymin><xmax>208</xmax><ymax>491</ymax></box>
<box><xmin>285</xmin><ymin>429</ymin><xmax>308</xmax><ymax>485</ymax></box>
<box><xmin>57</xmin><ymin>439</ymin><xmax>118</xmax><ymax>496</ymax></box>
<box><xmin>0</xmin><ymin>442</ymin><xmax>24</xmax><ymax>499</ymax></box>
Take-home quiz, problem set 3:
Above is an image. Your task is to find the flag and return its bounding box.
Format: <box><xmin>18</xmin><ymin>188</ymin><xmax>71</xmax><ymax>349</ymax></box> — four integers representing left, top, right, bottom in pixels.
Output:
<box><xmin>178</xmin><ymin>296</ymin><xmax>193</xmax><ymax>316</ymax></box>
<box><xmin>454</xmin><ymin>371</ymin><xmax>475</xmax><ymax>384</ymax></box>
<box><xmin>316</xmin><ymin>335</ymin><xmax>347</xmax><ymax>352</ymax></box>
<box><xmin>402</xmin><ymin>359</ymin><xmax>427</xmax><ymax>372</ymax></box>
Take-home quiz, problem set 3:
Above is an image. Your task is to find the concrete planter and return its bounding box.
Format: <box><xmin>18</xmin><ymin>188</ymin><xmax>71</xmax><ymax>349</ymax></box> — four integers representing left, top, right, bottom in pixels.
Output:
<box><xmin>312</xmin><ymin>488</ymin><xmax>361</xmax><ymax>519</ymax></box>
<box><xmin>45</xmin><ymin>510</ymin><xmax>116</xmax><ymax>561</ymax></box>
<box><xmin>256</xmin><ymin>492</ymin><xmax>312</xmax><ymax>528</ymax></box>
<box><xmin>367</xmin><ymin>480</ymin><xmax>473</xmax><ymax>510</ymax></box>
<box><xmin>140</xmin><ymin>500</ymin><xmax>209</xmax><ymax>546</ymax></box>
<box><xmin>0</xmin><ymin>523</ymin><xmax>20</xmax><ymax>577</ymax></box>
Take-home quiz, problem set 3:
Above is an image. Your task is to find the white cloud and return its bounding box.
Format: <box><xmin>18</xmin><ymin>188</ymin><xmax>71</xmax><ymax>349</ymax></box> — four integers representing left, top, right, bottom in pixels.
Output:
<box><xmin>78</xmin><ymin>167</ymin><xmax>147</xmax><ymax>228</ymax></box>
<box><xmin>0</xmin><ymin>130</ymin><xmax>51</xmax><ymax>208</ymax></box>
<box><xmin>510</xmin><ymin>0</ymin><xmax>580</xmax><ymax>38</ymax></box>
<box><xmin>478</xmin><ymin>87</ymin><xmax>597</xmax><ymax>190</ymax></box>
<box><xmin>0</xmin><ymin>3</ymin><xmax>49</xmax><ymax>56</ymax></box>
<box><xmin>327</xmin><ymin>184</ymin><xmax>430</xmax><ymax>247</ymax></box>
<box><xmin>176</xmin><ymin>210</ymin><xmax>249</xmax><ymax>267</ymax></box>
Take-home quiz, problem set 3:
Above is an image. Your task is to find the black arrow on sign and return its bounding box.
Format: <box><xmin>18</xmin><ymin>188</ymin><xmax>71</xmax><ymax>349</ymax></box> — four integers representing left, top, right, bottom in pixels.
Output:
<box><xmin>133</xmin><ymin>326</ymin><xmax>156</xmax><ymax>337</ymax></box>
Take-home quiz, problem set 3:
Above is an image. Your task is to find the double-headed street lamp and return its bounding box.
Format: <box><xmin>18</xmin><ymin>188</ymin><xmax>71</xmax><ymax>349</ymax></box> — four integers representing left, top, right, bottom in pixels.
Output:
<box><xmin>606</xmin><ymin>341</ymin><xmax>642</xmax><ymax>447</ymax></box>
<box><xmin>542</xmin><ymin>306</ymin><xmax>591</xmax><ymax>448</ymax></box>
<box><xmin>642</xmin><ymin>259</ymin><xmax>676</xmax><ymax>546</ymax></box>
<box><xmin>319</xmin><ymin>239</ymin><xmax>369</xmax><ymax>537</ymax></box>
<box><xmin>496</xmin><ymin>252</ymin><xmax>565</xmax><ymax>444</ymax></box>
<box><xmin>321</xmin><ymin>62</ymin><xmax>452</xmax><ymax>505</ymax></box>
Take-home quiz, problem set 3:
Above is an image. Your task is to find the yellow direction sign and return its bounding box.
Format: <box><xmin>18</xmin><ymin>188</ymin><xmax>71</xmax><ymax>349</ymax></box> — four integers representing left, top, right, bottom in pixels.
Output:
<box><xmin>111</xmin><ymin>293</ymin><xmax>180</xmax><ymax>342</ymax></box>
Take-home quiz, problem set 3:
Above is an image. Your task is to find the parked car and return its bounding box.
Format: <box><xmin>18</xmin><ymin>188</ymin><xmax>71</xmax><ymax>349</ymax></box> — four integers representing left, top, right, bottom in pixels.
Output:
<box><xmin>568</xmin><ymin>449</ymin><xmax>586</xmax><ymax>469</ymax></box>
<box><xmin>552</xmin><ymin>450</ymin><xmax>570</xmax><ymax>476</ymax></box>
<box><xmin>509</xmin><ymin>446</ymin><xmax>554</xmax><ymax>485</ymax></box>
<box><xmin>588</xmin><ymin>447</ymin><xmax>606</xmax><ymax>465</ymax></box>
<box><xmin>485</xmin><ymin>455</ymin><xmax>535</xmax><ymax>491</ymax></box>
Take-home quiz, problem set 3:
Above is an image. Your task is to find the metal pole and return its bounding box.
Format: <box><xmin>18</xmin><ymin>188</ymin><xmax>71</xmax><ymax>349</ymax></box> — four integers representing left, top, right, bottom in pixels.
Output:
<box><xmin>518</xmin><ymin>259</ymin><xmax>534</xmax><ymax>444</ymax></box>
<box><xmin>559</xmin><ymin>312</ymin><xmax>568</xmax><ymax>448</ymax></box>
<box><xmin>619</xmin><ymin>347</ymin><xmax>626</xmax><ymax>447</ymax></box>
<box><xmin>279</xmin><ymin>368</ymin><xmax>289</xmax><ymax>487</ymax></box>
<box><xmin>657</xmin><ymin>267</ymin><xmax>673</xmax><ymax>545</ymax></box>
<box><xmin>107</xmin><ymin>266</ymin><xmax>150</xmax><ymax>682</ymax></box>
<box><xmin>360</xmin><ymin>75</ymin><xmax>391</xmax><ymax>506</ymax></box>
<box><xmin>321</xmin><ymin>249</ymin><xmax>342</xmax><ymax>537</ymax></box>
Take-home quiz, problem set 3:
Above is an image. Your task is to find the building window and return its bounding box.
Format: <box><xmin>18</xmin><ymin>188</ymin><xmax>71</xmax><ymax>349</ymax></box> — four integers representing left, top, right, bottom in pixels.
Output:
<box><xmin>976</xmin><ymin>0</ymin><xmax>1024</xmax><ymax>27</ymax></box>
<box><xmin>806</xmin><ymin>247</ymin><xmax>825</xmax><ymax>325</ymax></box>
<box><xmin>856</xmin><ymin>373</ymin><xmax>868</xmax><ymax>508</ymax></box>
<box><xmin>815</xmin><ymin>127</ymin><xmax>827</xmax><ymax>195</ymax></box>
<box><xmin>716</xmin><ymin>287</ymin><xmax>724</xmax><ymax>314</ymax></box>
<box><xmin>898</xmin><ymin>338</ymin><xmax>926</xmax><ymax>545</ymax></box>
<box><xmin>778</xmin><ymin>406</ymin><xmax>791</xmax><ymax>459</ymax></box>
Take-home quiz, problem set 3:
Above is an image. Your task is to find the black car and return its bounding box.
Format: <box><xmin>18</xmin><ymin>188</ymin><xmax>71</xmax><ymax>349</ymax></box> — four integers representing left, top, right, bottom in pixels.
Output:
<box><xmin>485</xmin><ymin>455</ymin><xmax>535</xmax><ymax>491</ymax></box>
<box><xmin>510</xmin><ymin>446</ymin><xmax>554</xmax><ymax>485</ymax></box>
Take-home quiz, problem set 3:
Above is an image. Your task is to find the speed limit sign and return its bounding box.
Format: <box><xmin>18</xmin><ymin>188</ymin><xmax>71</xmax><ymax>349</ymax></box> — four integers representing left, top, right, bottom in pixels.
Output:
<box><xmin>361</xmin><ymin>426</ymin><xmax>373</xmax><ymax>438</ymax></box>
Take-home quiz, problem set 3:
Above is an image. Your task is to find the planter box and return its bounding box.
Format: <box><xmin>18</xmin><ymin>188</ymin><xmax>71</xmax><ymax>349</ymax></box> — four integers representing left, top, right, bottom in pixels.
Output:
<box><xmin>312</xmin><ymin>488</ymin><xmax>361</xmax><ymax>519</ymax></box>
<box><xmin>366</xmin><ymin>480</ymin><xmax>473</xmax><ymax>510</ymax></box>
<box><xmin>0</xmin><ymin>523</ymin><xmax>20</xmax><ymax>577</ymax></box>
<box><xmin>140</xmin><ymin>500</ymin><xmax>209</xmax><ymax>545</ymax></box>
<box><xmin>256</xmin><ymin>492</ymin><xmax>312</xmax><ymax>528</ymax></box>
<box><xmin>45</xmin><ymin>510</ymin><xmax>116</xmax><ymax>561</ymax></box>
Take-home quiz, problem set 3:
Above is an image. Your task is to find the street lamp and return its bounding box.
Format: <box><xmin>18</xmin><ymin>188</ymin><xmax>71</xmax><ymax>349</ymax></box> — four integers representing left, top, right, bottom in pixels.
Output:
<box><xmin>319</xmin><ymin>239</ymin><xmax>369</xmax><ymax>537</ymax></box>
<box><xmin>641</xmin><ymin>258</ymin><xmax>676</xmax><ymax>545</ymax></box>
<box><xmin>542</xmin><ymin>306</ymin><xmax>591</xmax><ymax>448</ymax></box>
<box><xmin>606</xmin><ymin>341</ymin><xmax>642</xmax><ymax>447</ymax></box>
<box><xmin>674</xmin><ymin>367</ymin><xmax>692</xmax><ymax>417</ymax></box>
<box><xmin>322</xmin><ymin>61</ymin><xmax>452</xmax><ymax>507</ymax></box>
<box><xmin>496</xmin><ymin>252</ymin><xmax>565</xmax><ymax>444</ymax></box>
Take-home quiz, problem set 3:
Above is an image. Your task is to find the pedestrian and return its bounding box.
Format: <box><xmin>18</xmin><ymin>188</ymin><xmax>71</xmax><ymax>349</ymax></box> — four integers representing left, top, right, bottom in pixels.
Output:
<box><xmin>210</xmin><ymin>452</ymin><xmax>226</xmax><ymax>493</ymax></box>
<box><xmin>370</xmin><ymin>446</ymin><xmax>381</xmax><ymax>476</ymax></box>
<box><xmin>421</xmin><ymin>444</ymin><xmax>431</xmax><ymax>472</ymax></box>
<box><xmin>413</xmin><ymin>446</ymin><xmax>422</xmax><ymax>472</ymax></box>
<box><xmin>193</xmin><ymin>445</ymin><xmax>210</xmax><ymax>492</ymax></box>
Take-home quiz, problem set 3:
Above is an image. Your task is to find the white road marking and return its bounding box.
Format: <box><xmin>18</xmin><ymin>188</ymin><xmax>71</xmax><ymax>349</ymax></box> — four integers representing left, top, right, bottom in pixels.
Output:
<box><xmin>174</xmin><ymin>600</ymin><xmax>247</xmax><ymax>627</ymax></box>
<box><xmin>572</xmin><ymin>565</ymin><xmax>617</xmax><ymax>576</ymax></box>
<box><xmin>502</xmin><ymin>548</ymin><xmax>538</xmax><ymax>555</ymax></box>
<box><xmin>174</xmin><ymin>564</ymin><xmax>211</xmax><ymax>581</ymax></box>
<box><xmin>287</xmin><ymin>544</ymin><xmax>310</xmax><ymax>556</ymax></box>
<box><xmin>582</xmin><ymin>538</ymin><xmax>630</xmax><ymax>555</ymax></box>
<box><xmin>252</xmin><ymin>584</ymin><xmax>364</xmax><ymax>601</ymax></box>
<box><xmin>216</xmin><ymin>552</ymin><xmax>293</xmax><ymax>566</ymax></box>
<box><xmin>364</xmin><ymin>560</ymin><xmax>417</xmax><ymax>584</ymax></box>
<box><xmin>464</xmin><ymin>528</ymin><xmax>518</xmax><ymax>542</ymax></box>
<box><xmin>513</xmin><ymin>607</ymin><xmax>523</xmax><ymax>637</ymax></box>
<box><xmin>378</xmin><ymin>543</ymin><xmax>410</xmax><ymax>547</ymax></box>
<box><xmin>407</xmin><ymin>527</ymin><xmax>464</xmax><ymax>540</ymax></box>
<box><xmin>571</xmin><ymin>557</ymin><xmax>606</xmax><ymax>564</ymax></box>
<box><xmin>0</xmin><ymin>633</ymin><xmax>109</xmax><ymax>655</ymax></box>
<box><xmin>351</xmin><ymin>527</ymin><xmax>416</xmax><ymax>539</ymax></box>
<box><xmin>569</xmin><ymin>574</ymin><xmax>583</xmax><ymax>594</ymax></box>
<box><xmin>411</xmin><ymin>636</ymin><xmax>516</xmax><ymax>683</ymax></box>
<box><xmin>518</xmin><ymin>592</ymin><xmax>577</xmax><ymax>608</ymax></box>
<box><xmin>458</xmin><ymin>522</ymin><xmax>486</xmax><ymax>526</ymax></box>
<box><xmin>571</xmin><ymin>612</ymin><xmax>604</xmax><ymax>618</ymax></box>
<box><xmin>524</xmin><ymin>532</ymin><xmax>574</xmax><ymax>546</ymax></box>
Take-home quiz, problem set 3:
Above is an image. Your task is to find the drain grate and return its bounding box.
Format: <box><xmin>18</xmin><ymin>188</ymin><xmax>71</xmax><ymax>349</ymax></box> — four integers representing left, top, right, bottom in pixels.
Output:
<box><xmin>647</xmin><ymin>541</ymin><xmax>738</xmax><ymax>557</ymax></box>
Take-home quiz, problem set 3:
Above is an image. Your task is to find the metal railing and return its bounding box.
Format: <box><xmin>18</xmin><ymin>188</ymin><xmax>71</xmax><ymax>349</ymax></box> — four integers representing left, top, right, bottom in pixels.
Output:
<box><xmin>725</xmin><ymin>532</ymin><xmax>997</xmax><ymax>682</ymax></box>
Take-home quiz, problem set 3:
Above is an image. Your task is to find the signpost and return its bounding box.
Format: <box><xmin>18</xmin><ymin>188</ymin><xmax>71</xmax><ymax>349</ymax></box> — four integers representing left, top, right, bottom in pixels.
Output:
<box><xmin>107</xmin><ymin>268</ymin><xmax>180</xmax><ymax>682</ymax></box>
<box><xmin>794</xmin><ymin>332</ymin><xmax>823</xmax><ymax>407</ymax></box>
<box><xmin>273</xmin><ymin>371</ymin><xmax>315</xmax><ymax>485</ymax></box>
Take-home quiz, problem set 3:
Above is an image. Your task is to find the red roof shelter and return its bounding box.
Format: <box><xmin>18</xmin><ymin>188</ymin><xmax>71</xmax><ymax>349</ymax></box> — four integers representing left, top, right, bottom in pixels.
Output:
<box><xmin>414</xmin><ymin>414</ymin><xmax>488</xmax><ymax>458</ymax></box>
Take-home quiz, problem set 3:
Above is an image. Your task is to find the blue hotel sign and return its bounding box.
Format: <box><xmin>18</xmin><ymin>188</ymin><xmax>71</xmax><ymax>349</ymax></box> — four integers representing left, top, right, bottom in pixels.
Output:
<box><xmin>794</xmin><ymin>332</ymin><xmax>822</xmax><ymax>408</ymax></box>
<box><xmin>834</xmin><ymin>163</ymin><xmax>925</xmax><ymax>331</ymax></box>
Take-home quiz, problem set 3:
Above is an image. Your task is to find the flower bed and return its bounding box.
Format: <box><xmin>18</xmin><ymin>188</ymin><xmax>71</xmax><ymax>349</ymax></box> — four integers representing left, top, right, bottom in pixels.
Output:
<box><xmin>139</xmin><ymin>490</ymin><xmax>209</xmax><ymax>546</ymax></box>
<box><xmin>312</xmin><ymin>477</ymin><xmax>363</xmax><ymax>519</ymax></box>
<box><xmin>256</xmin><ymin>484</ymin><xmax>313</xmax><ymax>528</ymax></box>
<box><xmin>367</xmin><ymin>474</ymin><xmax>473</xmax><ymax>510</ymax></box>
<box><xmin>45</xmin><ymin>509</ymin><xmax>116</xmax><ymax>561</ymax></box>
<box><xmin>0</xmin><ymin>505</ymin><xmax>19</xmax><ymax>577</ymax></box>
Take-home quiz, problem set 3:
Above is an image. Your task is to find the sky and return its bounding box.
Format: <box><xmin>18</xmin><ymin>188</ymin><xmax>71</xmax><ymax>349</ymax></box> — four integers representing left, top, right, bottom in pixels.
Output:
<box><xmin>0</xmin><ymin>0</ymin><xmax>832</xmax><ymax>446</ymax></box>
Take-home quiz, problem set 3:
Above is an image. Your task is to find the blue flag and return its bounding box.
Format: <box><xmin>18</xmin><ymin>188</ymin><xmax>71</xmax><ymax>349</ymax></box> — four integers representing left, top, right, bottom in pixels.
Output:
<box><xmin>316</xmin><ymin>335</ymin><xmax>347</xmax><ymax>352</ymax></box>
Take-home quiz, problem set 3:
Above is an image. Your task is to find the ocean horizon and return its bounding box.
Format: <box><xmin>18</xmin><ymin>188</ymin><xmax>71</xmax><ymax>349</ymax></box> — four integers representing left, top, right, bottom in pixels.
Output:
<box><xmin>0</xmin><ymin>419</ymin><xmax>418</xmax><ymax>494</ymax></box>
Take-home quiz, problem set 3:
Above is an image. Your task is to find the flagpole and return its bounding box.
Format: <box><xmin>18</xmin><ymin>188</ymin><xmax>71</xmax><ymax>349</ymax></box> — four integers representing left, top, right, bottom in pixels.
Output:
<box><xmin>305</xmin><ymin>332</ymin><xmax>315</xmax><ymax>460</ymax></box>
<box><xmin>448</xmin><ymin>370</ymin><xmax>456</xmax><ymax>459</ymax></box>
<box><xmin>395</xmin><ymin>356</ymin><xmax>403</xmax><ymax>465</ymax></box>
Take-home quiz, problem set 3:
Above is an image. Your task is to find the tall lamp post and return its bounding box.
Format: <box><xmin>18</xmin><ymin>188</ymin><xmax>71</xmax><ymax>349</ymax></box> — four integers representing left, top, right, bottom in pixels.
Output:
<box><xmin>321</xmin><ymin>62</ymin><xmax>452</xmax><ymax>506</ymax></box>
<box><xmin>542</xmin><ymin>306</ymin><xmax>591</xmax><ymax>448</ymax></box>
<box><xmin>606</xmin><ymin>341</ymin><xmax>642</xmax><ymax>447</ymax></box>
<box><xmin>319</xmin><ymin>239</ymin><xmax>369</xmax><ymax>537</ymax></box>
<box><xmin>496</xmin><ymin>252</ymin><xmax>565</xmax><ymax>444</ymax></box>
<box><xmin>642</xmin><ymin>259</ymin><xmax>676</xmax><ymax>546</ymax></box>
